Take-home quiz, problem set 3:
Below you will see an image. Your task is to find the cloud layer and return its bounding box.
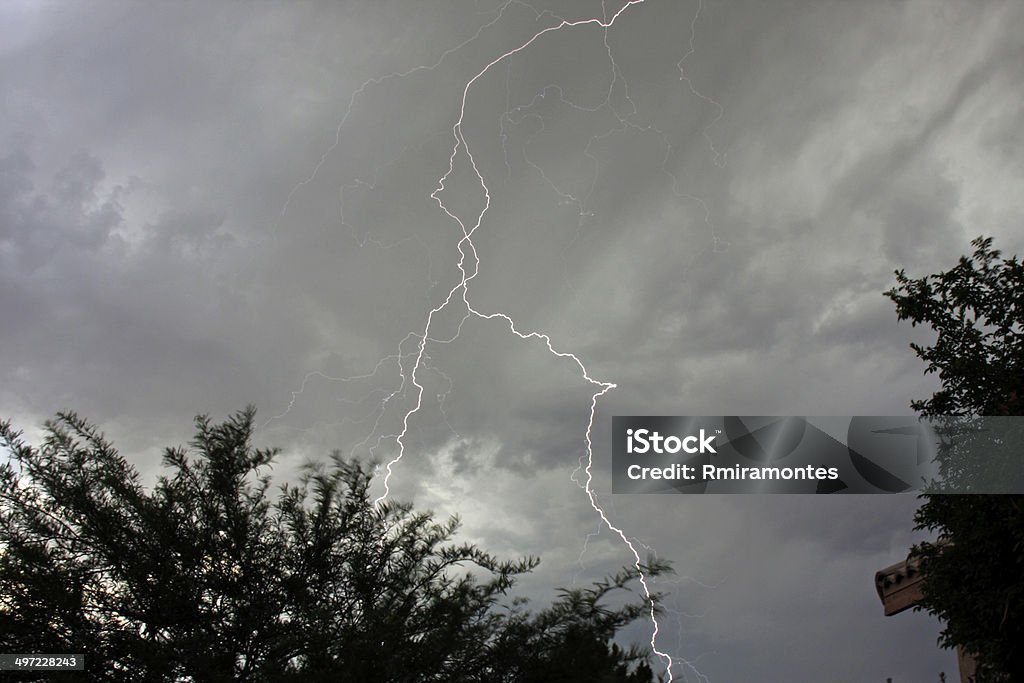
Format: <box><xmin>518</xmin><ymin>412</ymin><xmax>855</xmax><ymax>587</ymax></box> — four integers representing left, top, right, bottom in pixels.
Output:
<box><xmin>4</xmin><ymin>1</ymin><xmax>1023</xmax><ymax>679</ymax></box>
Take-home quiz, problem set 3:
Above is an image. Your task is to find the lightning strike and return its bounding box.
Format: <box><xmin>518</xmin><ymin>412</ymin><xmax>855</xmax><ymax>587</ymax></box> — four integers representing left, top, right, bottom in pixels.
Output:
<box><xmin>271</xmin><ymin>2</ymin><xmax>729</xmax><ymax>680</ymax></box>
<box><xmin>368</xmin><ymin>2</ymin><xmax>681</xmax><ymax>678</ymax></box>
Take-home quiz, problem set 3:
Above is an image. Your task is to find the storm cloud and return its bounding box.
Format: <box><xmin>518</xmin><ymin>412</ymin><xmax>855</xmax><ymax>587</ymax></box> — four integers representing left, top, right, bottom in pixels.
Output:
<box><xmin>4</xmin><ymin>0</ymin><xmax>1024</xmax><ymax>680</ymax></box>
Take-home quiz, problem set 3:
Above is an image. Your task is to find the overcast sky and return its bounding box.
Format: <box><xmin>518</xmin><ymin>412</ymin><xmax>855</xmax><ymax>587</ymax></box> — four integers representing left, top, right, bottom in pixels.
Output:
<box><xmin>3</xmin><ymin>0</ymin><xmax>1024</xmax><ymax>680</ymax></box>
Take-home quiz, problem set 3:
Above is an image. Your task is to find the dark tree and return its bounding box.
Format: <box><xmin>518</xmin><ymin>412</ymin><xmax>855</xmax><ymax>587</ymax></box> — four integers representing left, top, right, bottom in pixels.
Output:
<box><xmin>886</xmin><ymin>236</ymin><xmax>1024</xmax><ymax>682</ymax></box>
<box><xmin>0</xmin><ymin>407</ymin><xmax>667</xmax><ymax>682</ymax></box>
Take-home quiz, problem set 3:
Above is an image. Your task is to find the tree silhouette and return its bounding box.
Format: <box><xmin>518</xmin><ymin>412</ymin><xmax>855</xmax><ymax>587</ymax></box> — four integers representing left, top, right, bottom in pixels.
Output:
<box><xmin>0</xmin><ymin>407</ymin><xmax>667</xmax><ymax>681</ymax></box>
<box><xmin>886</xmin><ymin>236</ymin><xmax>1024</xmax><ymax>682</ymax></box>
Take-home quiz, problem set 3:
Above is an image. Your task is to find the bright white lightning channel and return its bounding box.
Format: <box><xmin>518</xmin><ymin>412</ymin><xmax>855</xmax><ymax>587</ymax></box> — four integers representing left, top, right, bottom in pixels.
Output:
<box><xmin>368</xmin><ymin>2</ymin><xmax>679</xmax><ymax>679</ymax></box>
<box><xmin>268</xmin><ymin>2</ymin><xmax>729</xmax><ymax>680</ymax></box>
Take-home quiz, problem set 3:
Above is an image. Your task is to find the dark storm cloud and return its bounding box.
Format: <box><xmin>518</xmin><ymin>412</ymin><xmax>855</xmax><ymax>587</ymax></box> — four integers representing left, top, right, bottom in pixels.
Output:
<box><xmin>0</xmin><ymin>143</ymin><xmax>254</xmax><ymax>434</ymax></box>
<box><xmin>3</xmin><ymin>1</ymin><xmax>1022</xmax><ymax>681</ymax></box>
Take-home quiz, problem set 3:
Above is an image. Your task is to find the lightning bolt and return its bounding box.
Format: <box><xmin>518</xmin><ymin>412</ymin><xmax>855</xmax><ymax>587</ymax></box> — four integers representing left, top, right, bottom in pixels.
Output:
<box><xmin>269</xmin><ymin>2</ymin><xmax>729</xmax><ymax>679</ymax></box>
<box><xmin>365</xmin><ymin>2</ymin><xmax>682</xmax><ymax>678</ymax></box>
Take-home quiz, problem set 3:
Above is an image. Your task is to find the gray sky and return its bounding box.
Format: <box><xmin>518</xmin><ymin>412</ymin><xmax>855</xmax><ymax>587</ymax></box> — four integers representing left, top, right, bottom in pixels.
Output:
<box><xmin>3</xmin><ymin>0</ymin><xmax>1023</xmax><ymax>680</ymax></box>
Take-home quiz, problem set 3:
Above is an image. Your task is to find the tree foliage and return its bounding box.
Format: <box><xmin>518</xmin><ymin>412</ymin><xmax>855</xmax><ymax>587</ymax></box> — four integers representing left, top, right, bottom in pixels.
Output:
<box><xmin>887</xmin><ymin>236</ymin><xmax>1024</xmax><ymax>417</ymax></box>
<box><xmin>885</xmin><ymin>236</ymin><xmax>1024</xmax><ymax>682</ymax></box>
<box><xmin>0</xmin><ymin>407</ymin><xmax>667</xmax><ymax>682</ymax></box>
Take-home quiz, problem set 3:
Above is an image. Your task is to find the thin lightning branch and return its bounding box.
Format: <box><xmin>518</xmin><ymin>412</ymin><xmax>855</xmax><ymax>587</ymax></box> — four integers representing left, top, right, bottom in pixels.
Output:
<box><xmin>678</xmin><ymin>0</ymin><xmax>726</xmax><ymax>168</ymax></box>
<box><xmin>499</xmin><ymin>0</ymin><xmax>725</xmax><ymax>324</ymax></box>
<box><xmin>261</xmin><ymin>352</ymin><xmax>408</xmax><ymax>429</ymax></box>
<box><xmin>423</xmin><ymin>358</ymin><xmax>461</xmax><ymax>439</ymax></box>
<box><xmin>274</xmin><ymin>0</ymin><xmax>526</xmax><ymax>229</ymax></box>
<box><xmin>573</xmin><ymin>519</ymin><xmax>603</xmax><ymax>586</ymax></box>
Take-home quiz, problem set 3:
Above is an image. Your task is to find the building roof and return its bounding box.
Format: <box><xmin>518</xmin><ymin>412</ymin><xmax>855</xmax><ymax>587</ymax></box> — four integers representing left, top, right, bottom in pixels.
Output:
<box><xmin>874</xmin><ymin>553</ymin><xmax>925</xmax><ymax>616</ymax></box>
